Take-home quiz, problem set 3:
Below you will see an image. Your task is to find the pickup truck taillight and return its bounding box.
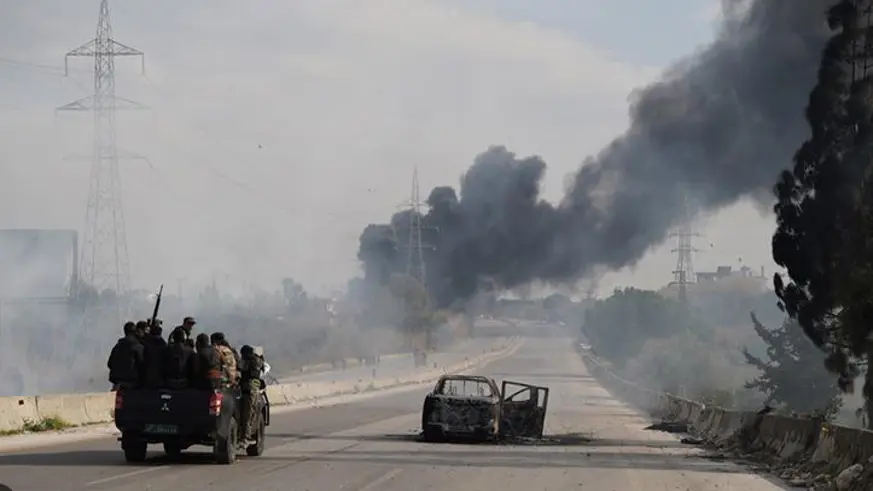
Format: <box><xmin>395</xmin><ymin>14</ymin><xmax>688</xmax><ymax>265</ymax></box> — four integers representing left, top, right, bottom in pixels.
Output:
<box><xmin>114</xmin><ymin>390</ymin><xmax>123</xmax><ymax>410</ymax></box>
<box><xmin>209</xmin><ymin>392</ymin><xmax>223</xmax><ymax>416</ymax></box>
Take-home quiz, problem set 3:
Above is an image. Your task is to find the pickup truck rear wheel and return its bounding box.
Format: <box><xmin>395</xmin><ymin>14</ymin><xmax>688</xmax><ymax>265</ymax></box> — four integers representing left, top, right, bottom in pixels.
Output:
<box><xmin>215</xmin><ymin>419</ymin><xmax>238</xmax><ymax>465</ymax></box>
<box><xmin>246</xmin><ymin>417</ymin><xmax>266</xmax><ymax>456</ymax></box>
<box><xmin>122</xmin><ymin>438</ymin><xmax>147</xmax><ymax>463</ymax></box>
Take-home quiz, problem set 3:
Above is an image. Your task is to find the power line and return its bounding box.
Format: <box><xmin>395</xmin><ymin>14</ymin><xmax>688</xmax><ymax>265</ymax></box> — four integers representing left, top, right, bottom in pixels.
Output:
<box><xmin>2</xmin><ymin>51</ymin><xmax>306</xmax><ymax>218</ymax></box>
<box><xmin>0</xmin><ymin>56</ymin><xmax>80</xmax><ymax>74</ymax></box>
<box><xmin>2</xmin><ymin>47</ymin><xmax>368</xmax><ymax>224</ymax></box>
<box><xmin>0</xmin><ymin>56</ymin><xmax>92</xmax><ymax>94</ymax></box>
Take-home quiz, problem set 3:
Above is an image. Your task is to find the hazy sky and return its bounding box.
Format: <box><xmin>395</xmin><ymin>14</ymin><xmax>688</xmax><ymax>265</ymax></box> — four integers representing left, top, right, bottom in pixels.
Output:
<box><xmin>0</xmin><ymin>0</ymin><xmax>778</xmax><ymax>298</ymax></box>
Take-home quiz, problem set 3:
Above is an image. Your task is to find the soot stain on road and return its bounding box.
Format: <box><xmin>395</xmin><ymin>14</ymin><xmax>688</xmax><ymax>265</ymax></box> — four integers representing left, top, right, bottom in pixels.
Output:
<box><xmin>268</xmin><ymin>432</ymin><xmax>422</xmax><ymax>443</ymax></box>
<box><xmin>645</xmin><ymin>422</ymin><xmax>690</xmax><ymax>434</ymax></box>
<box><xmin>253</xmin><ymin>447</ymin><xmax>754</xmax><ymax>474</ymax></box>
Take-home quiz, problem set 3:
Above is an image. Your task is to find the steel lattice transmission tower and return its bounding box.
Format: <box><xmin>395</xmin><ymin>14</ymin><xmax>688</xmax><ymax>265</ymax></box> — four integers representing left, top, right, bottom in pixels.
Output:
<box><xmin>406</xmin><ymin>167</ymin><xmax>427</xmax><ymax>285</ymax></box>
<box><xmin>58</xmin><ymin>0</ymin><xmax>145</xmax><ymax>319</ymax></box>
<box><xmin>397</xmin><ymin>167</ymin><xmax>436</xmax><ymax>290</ymax></box>
<box><xmin>395</xmin><ymin>167</ymin><xmax>438</xmax><ymax>352</ymax></box>
<box><xmin>670</xmin><ymin>194</ymin><xmax>702</xmax><ymax>303</ymax></box>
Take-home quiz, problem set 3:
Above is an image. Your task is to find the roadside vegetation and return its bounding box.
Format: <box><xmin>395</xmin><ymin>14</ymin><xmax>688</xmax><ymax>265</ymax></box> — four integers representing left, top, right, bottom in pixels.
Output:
<box><xmin>0</xmin><ymin>415</ymin><xmax>73</xmax><ymax>436</ymax></box>
<box><xmin>576</xmin><ymin>287</ymin><xmax>841</xmax><ymax>418</ymax></box>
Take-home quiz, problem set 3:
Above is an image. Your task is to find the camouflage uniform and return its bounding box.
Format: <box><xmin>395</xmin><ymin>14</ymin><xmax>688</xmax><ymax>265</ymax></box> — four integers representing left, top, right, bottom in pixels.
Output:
<box><xmin>215</xmin><ymin>344</ymin><xmax>239</xmax><ymax>388</ymax></box>
<box><xmin>239</xmin><ymin>346</ymin><xmax>265</xmax><ymax>441</ymax></box>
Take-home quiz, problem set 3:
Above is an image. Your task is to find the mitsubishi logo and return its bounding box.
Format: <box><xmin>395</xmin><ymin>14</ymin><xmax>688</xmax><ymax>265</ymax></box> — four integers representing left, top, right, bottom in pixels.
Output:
<box><xmin>160</xmin><ymin>402</ymin><xmax>170</xmax><ymax>412</ymax></box>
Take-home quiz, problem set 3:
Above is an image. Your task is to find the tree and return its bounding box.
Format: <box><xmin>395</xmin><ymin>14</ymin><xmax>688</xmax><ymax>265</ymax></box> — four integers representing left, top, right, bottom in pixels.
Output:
<box><xmin>386</xmin><ymin>274</ymin><xmax>438</xmax><ymax>349</ymax></box>
<box><xmin>743</xmin><ymin>314</ymin><xmax>841</xmax><ymax>418</ymax></box>
<box><xmin>624</xmin><ymin>334</ymin><xmax>751</xmax><ymax>407</ymax></box>
<box><xmin>281</xmin><ymin>278</ymin><xmax>307</xmax><ymax>312</ymax></box>
<box><xmin>582</xmin><ymin>288</ymin><xmax>709</xmax><ymax>368</ymax></box>
<box><xmin>772</xmin><ymin>1</ymin><xmax>873</xmax><ymax>422</ymax></box>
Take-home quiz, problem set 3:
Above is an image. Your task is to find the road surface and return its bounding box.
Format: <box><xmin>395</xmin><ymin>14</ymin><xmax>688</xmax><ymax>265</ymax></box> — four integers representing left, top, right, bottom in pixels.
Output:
<box><xmin>0</xmin><ymin>335</ymin><xmax>789</xmax><ymax>491</ymax></box>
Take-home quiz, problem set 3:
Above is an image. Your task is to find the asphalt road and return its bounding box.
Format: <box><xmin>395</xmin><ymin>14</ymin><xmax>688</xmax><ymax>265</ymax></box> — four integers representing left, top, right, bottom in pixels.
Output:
<box><xmin>0</xmin><ymin>334</ymin><xmax>789</xmax><ymax>491</ymax></box>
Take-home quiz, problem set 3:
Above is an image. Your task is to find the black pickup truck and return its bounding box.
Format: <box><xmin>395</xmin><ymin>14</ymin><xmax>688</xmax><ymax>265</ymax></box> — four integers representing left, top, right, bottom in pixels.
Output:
<box><xmin>113</xmin><ymin>386</ymin><xmax>270</xmax><ymax>464</ymax></box>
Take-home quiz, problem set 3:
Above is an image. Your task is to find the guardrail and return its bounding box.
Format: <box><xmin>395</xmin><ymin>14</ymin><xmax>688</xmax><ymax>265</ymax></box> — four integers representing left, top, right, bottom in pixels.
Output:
<box><xmin>576</xmin><ymin>345</ymin><xmax>873</xmax><ymax>490</ymax></box>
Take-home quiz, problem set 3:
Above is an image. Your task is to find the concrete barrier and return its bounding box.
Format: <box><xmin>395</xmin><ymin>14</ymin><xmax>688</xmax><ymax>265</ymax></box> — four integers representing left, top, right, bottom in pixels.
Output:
<box><xmin>269</xmin><ymin>336</ymin><xmax>521</xmax><ymax>405</ymax></box>
<box><xmin>0</xmin><ymin>336</ymin><xmax>521</xmax><ymax>435</ymax></box>
<box><xmin>579</xmin><ymin>349</ymin><xmax>873</xmax><ymax>490</ymax></box>
<box><xmin>289</xmin><ymin>337</ymin><xmax>491</xmax><ymax>375</ymax></box>
<box><xmin>0</xmin><ymin>396</ymin><xmax>39</xmax><ymax>432</ymax></box>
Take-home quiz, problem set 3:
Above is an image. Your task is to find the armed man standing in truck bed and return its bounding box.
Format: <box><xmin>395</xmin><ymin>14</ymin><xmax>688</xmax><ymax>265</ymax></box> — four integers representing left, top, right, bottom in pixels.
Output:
<box><xmin>211</xmin><ymin>332</ymin><xmax>239</xmax><ymax>388</ymax></box>
<box><xmin>170</xmin><ymin>316</ymin><xmax>197</xmax><ymax>348</ymax></box>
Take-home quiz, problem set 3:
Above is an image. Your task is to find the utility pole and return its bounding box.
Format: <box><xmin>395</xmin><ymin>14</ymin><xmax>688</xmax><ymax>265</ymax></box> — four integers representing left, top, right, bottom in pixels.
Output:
<box><xmin>670</xmin><ymin>194</ymin><xmax>701</xmax><ymax>303</ymax></box>
<box><xmin>58</xmin><ymin>0</ymin><xmax>145</xmax><ymax>324</ymax></box>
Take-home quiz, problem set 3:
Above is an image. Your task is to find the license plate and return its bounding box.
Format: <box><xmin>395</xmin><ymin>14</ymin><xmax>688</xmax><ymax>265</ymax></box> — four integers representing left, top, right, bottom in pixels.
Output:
<box><xmin>144</xmin><ymin>424</ymin><xmax>178</xmax><ymax>435</ymax></box>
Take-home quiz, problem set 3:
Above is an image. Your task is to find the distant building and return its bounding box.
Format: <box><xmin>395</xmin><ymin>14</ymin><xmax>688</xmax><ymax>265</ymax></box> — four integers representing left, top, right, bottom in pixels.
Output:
<box><xmin>660</xmin><ymin>265</ymin><xmax>770</xmax><ymax>300</ymax></box>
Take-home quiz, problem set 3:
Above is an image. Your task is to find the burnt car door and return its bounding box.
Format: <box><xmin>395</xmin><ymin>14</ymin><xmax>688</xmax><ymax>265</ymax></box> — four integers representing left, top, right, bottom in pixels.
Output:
<box><xmin>498</xmin><ymin>380</ymin><xmax>549</xmax><ymax>439</ymax></box>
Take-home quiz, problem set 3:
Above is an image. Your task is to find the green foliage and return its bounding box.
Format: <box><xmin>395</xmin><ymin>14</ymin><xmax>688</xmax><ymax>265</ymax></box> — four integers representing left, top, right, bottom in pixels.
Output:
<box><xmin>24</xmin><ymin>416</ymin><xmax>72</xmax><ymax>432</ymax></box>
<box><xmin>582</xmin><ymin>287</ymin><xmax>709</xmax><ymax>368</ymax></box>
<box><xmin>623</xmin><ymin>331</ymin><xmax>759</xmax><ymax>407</ymax></box>
<box><xmin>0</xmin><ymin>416</ymin><xmax>75</xmax><ymax>435</ymax></box>
<box><xmin>772</xmin><ymin>1</ymin><xmax>872</xmax><ymax>391</ymax></box>
<box><xmin>743</xmin><ymin>314</ymin><xmax>842</xmax><ymax>417</ymax></box>
<box><xmin>387</xmin><ymin>273</ymin><xmax>433</xmax><ymax>332</ymax></box>
<box><xmin>542</xmin><ymin>293</ymin><xmax>572</xmax><ymax>311</ymax></box>
<box><xmin>691</xmin><ymin>290</ymin><xmax>784</xmax><ymax>331</ymax></box>
<box><xmin>281</xmin><ymin>278</ymin><xmax>308</xmax><ymax>312</ymax></box>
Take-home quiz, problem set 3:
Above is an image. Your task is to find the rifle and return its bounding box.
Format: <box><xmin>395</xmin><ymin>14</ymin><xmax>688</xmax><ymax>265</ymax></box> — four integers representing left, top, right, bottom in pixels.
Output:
<box><xmin>150</xmin><ymin>284</ymin><xmax>163</xmax><ymax>328</ymax></box>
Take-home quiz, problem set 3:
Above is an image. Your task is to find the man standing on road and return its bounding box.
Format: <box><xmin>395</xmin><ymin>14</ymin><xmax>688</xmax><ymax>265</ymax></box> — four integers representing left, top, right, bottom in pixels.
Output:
<box><xmin>170</xmin><ymin>316</ymin><xmax>197</xmax><ymax>348</ymax></box>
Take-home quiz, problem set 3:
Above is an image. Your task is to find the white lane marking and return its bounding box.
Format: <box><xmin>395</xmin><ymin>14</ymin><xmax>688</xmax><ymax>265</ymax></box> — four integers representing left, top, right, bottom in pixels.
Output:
<box><xmin>85</xmin><ymin>466</ymin><xmax>164</xmax><ymax>487</ymax></box>
<box><xmin>358</xmin><ymin>468</ymin><xmax>403</xmax><ymax>491</ymax></box>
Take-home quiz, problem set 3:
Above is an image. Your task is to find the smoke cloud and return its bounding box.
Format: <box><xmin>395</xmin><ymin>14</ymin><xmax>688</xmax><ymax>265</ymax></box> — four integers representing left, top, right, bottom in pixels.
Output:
<box><xmin>358</xmin><ymin>0</ymin><xmax>836</xmax><ymax>308</ymax></box>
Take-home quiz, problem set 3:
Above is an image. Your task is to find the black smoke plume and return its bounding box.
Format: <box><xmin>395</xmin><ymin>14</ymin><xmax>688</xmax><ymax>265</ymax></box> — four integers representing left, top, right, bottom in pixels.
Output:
<box><xmin>358</xmin><ymin>0</ymin><xmax>837</xmax><ymax>309</ymax></box>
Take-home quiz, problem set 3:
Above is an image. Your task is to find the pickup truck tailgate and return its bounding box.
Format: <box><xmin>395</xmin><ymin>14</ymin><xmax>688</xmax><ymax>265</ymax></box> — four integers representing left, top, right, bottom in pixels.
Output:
<box><xmin>115</xmin><ymin>389</ymin><xmax>219</xmax><ymax>435</ymax></box>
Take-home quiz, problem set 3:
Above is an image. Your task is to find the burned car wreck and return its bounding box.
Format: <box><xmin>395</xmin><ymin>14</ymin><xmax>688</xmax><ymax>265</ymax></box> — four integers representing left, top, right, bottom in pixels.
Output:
<box><xmin>420</xmin><ymin>375</ymin><xmax>549</xmax><ymax>442</ymax></box>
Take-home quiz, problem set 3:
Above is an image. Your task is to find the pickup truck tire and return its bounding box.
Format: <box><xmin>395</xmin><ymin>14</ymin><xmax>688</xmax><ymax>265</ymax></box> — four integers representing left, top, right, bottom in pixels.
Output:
<box><xmin>422</xmin><ymin>424</ymin><xmax>443</xmax><ymax>442</ymax></box>
<box><xmin>246</xmin><ymin>417</ymin><xmax>266</xmax><ymax>456</ymax></box>
<box><xmin>421</xmin><ymin>398</ymin><xmax>442</xmax><ymax>443</ymax></box>
<box><xmin>214</xmin><ymin>419</ymin><xmax>238</xmax><ymax>465</ymax></box>
<box><xmin>122</xmin><ymin>437</ymin><xmax>147</xmax><ymax>463</ymax></box>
